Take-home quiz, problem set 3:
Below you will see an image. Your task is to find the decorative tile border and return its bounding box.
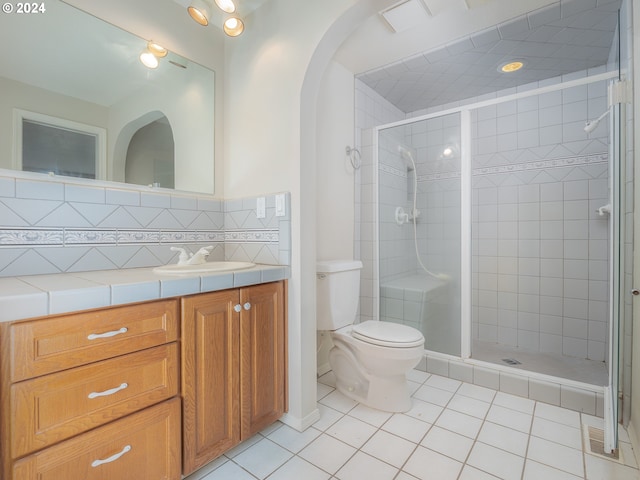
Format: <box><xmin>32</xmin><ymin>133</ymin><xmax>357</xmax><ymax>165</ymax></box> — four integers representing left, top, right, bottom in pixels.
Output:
<box><xmin>379</xmin><ymin>163</ymin><xmax>407</xmax><ymax>178</ymax></box>
<box><xmin>0</xmin><ymin>228</ymin><xmax>64</xmax><ymax>245</ymax></box>
<box><xmin>224</xmin><ymin>229</ymin><xmax>279</xmax><ymax>244</ymax></box>
<box><xmin>379</xmin><ymin>153</ymin><xmax>608</xmax><ymax>183</ymax></box>
<box><xmin>417</xmin><ymin>171</ymin><xmax>461</xmax><ymax>182</ymax></box>
<box><xmin>473</xmin><ymin>153</ymin><xmax>608</xmax><ymax>176</ymax></box>
<box><xmin>0</xmin><ymin>228</ymin><xmax>227</xmax><ymax>247</ymax></box>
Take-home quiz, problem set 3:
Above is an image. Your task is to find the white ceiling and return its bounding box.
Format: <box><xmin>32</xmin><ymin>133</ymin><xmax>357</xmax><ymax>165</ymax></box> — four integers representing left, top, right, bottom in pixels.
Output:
<box><xmin>1</xmin><ymin>0</ymin><xmax>621</xmax><ymax>113</ymax></box>
<box><xmin>336</xmin><ymin>0</ymin><xmax>621</xmax><ymax>113</ymax></box>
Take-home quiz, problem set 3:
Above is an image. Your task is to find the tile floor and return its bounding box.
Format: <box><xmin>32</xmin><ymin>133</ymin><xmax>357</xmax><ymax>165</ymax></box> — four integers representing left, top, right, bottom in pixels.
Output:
<box><xmin>186</xmin><ymin>370</ymin><xmax>640</xmax><ymax>480</ymax></box>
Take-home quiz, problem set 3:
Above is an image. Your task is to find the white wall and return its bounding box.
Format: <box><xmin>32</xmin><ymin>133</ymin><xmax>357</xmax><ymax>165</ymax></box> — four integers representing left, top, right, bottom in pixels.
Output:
<box><xmin>224</xmin><ymin>0</ymin><xmax>391</xmax><ymax>430</ymax></box>
<box><xmin>316</xmin><ymin>60</ymin><xmax>356</xmax><ymax>261</ymax></box>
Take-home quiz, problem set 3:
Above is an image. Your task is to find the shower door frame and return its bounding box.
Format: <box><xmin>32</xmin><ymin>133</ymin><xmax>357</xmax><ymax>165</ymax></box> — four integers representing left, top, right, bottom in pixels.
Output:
<box><xmin>373</xmin><ymin>69</ymin><xmax>622</xmax><ymax>448</ymax></box>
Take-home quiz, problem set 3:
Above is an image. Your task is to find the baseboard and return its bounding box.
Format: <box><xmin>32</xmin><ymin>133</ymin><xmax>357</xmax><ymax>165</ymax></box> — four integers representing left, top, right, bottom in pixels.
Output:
<box><xmin>317</xmin><ymin>362</ymin><xmax>331</xmax><ymax>377</ymax></box>
<box><xmin>280</xmin><ymin>408</ymin><xmax>320</xmax><ymax>432</ymax></box>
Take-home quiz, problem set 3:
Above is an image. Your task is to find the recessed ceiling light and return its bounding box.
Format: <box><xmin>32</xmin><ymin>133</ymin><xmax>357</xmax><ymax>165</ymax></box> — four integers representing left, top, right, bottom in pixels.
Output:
<box><xmin>223</xmin><ymin>16</ymin><xmax>244</xmax><ymax>36</ymax></box>
<box><xmin>215</xmin><ymin>0</ymin><xmax>235</xmax><ymax>13</ymax></box>
<box><xmin>499</xmin><ymin>61</ymin><xmax>524</xmax><ymax>73</ymax></box>
<box><xmin>188</xmin><ymin>0</ymin><xmax>211</xmax><ymax>26</ymax></box>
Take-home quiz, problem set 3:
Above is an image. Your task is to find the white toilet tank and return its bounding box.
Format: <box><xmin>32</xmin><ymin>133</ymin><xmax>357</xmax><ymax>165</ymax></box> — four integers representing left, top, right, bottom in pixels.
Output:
<box><xmin>316</xmin><ymin>260</ymin><xmax>363</xmax><ymax>331</ymax></box>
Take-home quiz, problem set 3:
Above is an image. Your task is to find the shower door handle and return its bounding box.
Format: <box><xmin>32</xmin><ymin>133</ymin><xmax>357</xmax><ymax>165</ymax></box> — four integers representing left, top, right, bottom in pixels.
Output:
<box><xmin>632</xmin><ymin>289</ymin><xmax>640</xmax><ymax>296</ymax></box>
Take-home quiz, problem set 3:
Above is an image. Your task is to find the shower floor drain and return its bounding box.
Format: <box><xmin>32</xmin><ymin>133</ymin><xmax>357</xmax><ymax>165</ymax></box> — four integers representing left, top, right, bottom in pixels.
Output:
<box><xmin>501</xmin><ymin>358</ymin><xmax>521</xmax><ymax>365</ymax></box>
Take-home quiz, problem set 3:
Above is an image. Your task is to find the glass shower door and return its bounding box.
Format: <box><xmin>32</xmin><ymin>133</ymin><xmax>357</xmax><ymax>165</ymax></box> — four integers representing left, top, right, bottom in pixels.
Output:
<box><xmin>377</xmin><ymin>113</ymin><xmax>461</xmax><ymax>356</ymax></box>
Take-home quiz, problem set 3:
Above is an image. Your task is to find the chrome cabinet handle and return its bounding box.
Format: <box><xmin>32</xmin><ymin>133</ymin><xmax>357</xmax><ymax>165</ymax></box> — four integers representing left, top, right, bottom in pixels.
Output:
<box><xmin>91</xmin><ymin>444</ymin><xmax>132</xmax><ymax>468</ymax></box>
<box><xmin>87</xmin><ymin>327</ymin><xmax>128</xmax><ymax>341</ymax></box>
<box><xmin>88</xmin><ymin>382</ymin><xmax>128</xmax><ymax>399</ymax></box>
<box><xmin>234</xmin><ymin>304</ymin><xmax>242</xmax><ymax>313</ymax></box>
<box><xmin>243</xmin><ymin>302</ymin><xmax>251</xmax><ymax>311</ymax></box>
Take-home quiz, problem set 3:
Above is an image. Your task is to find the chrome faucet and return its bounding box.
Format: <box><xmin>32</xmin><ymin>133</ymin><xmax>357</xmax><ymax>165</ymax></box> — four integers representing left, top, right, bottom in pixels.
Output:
<box><xmin>170</xmin><ymin>246</ymin><xmax>214</xmax><ymax>265</ymax></box>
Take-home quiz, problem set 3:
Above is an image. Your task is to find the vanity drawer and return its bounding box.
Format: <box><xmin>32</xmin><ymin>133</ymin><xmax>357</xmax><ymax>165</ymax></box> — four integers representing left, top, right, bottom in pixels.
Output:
<box><xmin>12</xmin><ymin>397</ymin><xmax>181</xmax><ymax>480</ymax></box>
<box><xmin>11</xmin><ymin>343</ymin><xmax>179</xmax><ymax>458</ymax></box>
<box><xmin>7</xmin><ymin>299</ymin><xmax>179</xmax><ymax>382</ymax></box>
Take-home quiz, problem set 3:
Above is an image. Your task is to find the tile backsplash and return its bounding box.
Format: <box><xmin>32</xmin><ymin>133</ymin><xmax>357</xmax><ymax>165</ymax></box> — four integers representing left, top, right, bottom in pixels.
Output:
<box><xmin>0</xmin><ymin>172</ymin><xmax>291</xmax><ymax>277</ymax></box>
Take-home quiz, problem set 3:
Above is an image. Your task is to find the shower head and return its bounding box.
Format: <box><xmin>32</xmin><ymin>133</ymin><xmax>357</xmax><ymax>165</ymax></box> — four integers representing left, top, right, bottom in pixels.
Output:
<box><xmin>397</xmin><ymin>145</ymin><xmax>413</xmax><ymax>158</ymax></box>
<box><xmin>584</xmin><ymin>109</ymin><xmax>610</xmax><ymax>134</ymax></box>
<box><xmin>397</xmin><ymin>145</ymin><xmax>417</xmax><ymax>169</ymax></box>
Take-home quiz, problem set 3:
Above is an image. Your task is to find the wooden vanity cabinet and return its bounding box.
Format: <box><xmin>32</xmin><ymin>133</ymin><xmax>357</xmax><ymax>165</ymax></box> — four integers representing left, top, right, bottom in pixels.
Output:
<box><xmin>1</xmin><ymin>280</ymin><xmax>288</xmax><ymax>479</ymax></box>
<box><xmin>181</xmin><ymin>281</ymin><xmax>287</xmax><ymax>475</ymax></box>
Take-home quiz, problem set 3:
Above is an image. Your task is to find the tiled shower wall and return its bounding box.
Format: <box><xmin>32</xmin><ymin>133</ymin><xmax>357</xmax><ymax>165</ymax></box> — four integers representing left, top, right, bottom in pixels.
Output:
<box><xmin>0</xmin><ymin>172</ymin><xmax>291</xmax><ymax>276</ymax></box>
<box><xmin>470</xmin><ymin>77</ymin><xmax>611</xmax><ymax>362</ymax></box>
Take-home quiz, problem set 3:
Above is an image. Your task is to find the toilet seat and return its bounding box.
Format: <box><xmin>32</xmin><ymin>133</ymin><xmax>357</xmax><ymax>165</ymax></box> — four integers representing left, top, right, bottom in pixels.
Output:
<box><xmin>351</xmin><ymin>321</ymin><xmax>424</xmax><ymax>348</ymax></box>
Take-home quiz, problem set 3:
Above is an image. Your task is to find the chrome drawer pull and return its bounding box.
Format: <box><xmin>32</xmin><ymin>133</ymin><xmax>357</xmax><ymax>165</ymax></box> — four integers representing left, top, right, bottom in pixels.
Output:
<box><xmin>91</xmin><ymin>444</ymin><xmax>131</xmax><ymax>468</ymax></box>
<box><xmin>88</xmin><ymin>383</ymin><xmax>128</xmax><ymax>399</ymax></box>
<box><xmin>87</xmin><ymin>327</ymin><xmax>128</xmax><ymax>341</ymax></box>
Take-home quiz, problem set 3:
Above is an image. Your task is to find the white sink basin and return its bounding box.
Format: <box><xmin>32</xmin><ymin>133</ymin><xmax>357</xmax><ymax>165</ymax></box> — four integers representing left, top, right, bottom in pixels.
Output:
<box><xmin>153</xmin><ymin>261</ymin><xmax>255</xmax><ymax>275</ymax></box>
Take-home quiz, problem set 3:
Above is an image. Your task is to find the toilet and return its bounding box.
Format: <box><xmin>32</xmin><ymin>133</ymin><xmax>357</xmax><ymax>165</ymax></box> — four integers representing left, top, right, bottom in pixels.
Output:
<box><xmin>317</xmin><ymin>260</ymin><xmax>425</xmax><ymax>412</ymax></box>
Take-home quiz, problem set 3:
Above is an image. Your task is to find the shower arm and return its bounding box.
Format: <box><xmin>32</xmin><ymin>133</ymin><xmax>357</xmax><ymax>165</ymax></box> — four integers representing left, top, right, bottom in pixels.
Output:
<box><xmin>584</xmin><ymin>109</ymin><xmax>610</xmax><ymax>133</ymax></box>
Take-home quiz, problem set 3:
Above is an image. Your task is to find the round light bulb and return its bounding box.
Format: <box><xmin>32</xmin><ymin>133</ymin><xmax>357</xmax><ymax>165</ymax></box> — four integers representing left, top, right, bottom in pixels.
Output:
<box><xmin>215</xmin><ymin>0</ymin><xmax>236</xmax><ymax>13</ymax></box>
<box><xmin>188</xmin><ymin>0</ymin><xmax>210</xmax><ymax>26</ymax></box>
<box><xmin>147</xmin><ymin>41</ymin><xmax>168</xmax><ymax>58</ymax></box>
<box><xmin>223</xmin><ymin>16</ymin><xmax>244</xmax><ymax>36</ymax></box>
<box><xmin>140</xmin><ymin>50</ymin><xmax>159</xmax><ymax>69</ymax></box>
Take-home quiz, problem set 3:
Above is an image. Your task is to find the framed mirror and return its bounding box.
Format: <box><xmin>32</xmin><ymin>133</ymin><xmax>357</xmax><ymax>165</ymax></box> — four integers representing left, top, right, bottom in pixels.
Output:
<box><xmin>0</xmin><ymin>0</ymin><xmax>215</xmax><ymax>194</ymax></box>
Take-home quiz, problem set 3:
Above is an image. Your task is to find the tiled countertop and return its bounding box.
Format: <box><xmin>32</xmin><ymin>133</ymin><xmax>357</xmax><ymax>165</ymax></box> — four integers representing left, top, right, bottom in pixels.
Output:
<box><xmin>0</xmin><ymin>264</ymin><xmax>290</xmax><ymax>322</ymax></box>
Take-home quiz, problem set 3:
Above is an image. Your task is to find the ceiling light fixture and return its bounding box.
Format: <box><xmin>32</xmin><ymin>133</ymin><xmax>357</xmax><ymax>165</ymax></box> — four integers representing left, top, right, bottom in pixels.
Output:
<box><xmin>223</xmin><ymin>16</ymin><xmax>244</xmax><ymax>36</ymax></box>
<box><xmin>188</xmin><ymin>0</ymin><xmax>211</xmax><ymax>26</ymax></box>
<box><xmin>139</xmin><ymin>41</ymin><xmax>169</xmax><ymax>69</ymax></box>
<box><xmin>147</xmin><ymin>41</ymin><xmax>168</xmax><ymax>58</ymax></box>
<box><xmin>499</xmin><ymin>61</ymin><xmax>524</xmax><ymax>73</ymax></box>
<box><xmin>215</xmin><ymin>0</ymin><xmax>236</xmax><ymax>13</ymax></box>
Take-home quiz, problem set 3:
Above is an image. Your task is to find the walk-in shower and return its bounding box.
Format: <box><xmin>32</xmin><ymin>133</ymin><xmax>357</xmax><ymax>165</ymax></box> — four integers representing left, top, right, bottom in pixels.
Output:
<box><xmin>354</xmin><ymin>0</ymin><xmax>632</xmax><ymax>453</ymax></box>
<box><xmin>376</xmin><ymin>72</ymin><xmax>618</xmax><ymax>379</ymax></box>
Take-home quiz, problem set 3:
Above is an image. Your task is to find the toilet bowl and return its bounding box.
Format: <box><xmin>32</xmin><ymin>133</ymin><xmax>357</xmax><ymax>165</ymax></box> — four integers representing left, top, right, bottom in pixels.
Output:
<box><xmin>329</xmin><ymin>321</ymin><xmax>424</xmax><ymax>412</ymax></box>
<box><xmin>317</xmin><ymin>260</ymin><xmax>425</xmax><ymax>412</ymax></box>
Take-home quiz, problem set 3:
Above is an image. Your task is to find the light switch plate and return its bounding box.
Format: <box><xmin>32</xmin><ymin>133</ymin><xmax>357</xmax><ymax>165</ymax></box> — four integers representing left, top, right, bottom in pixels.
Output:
<box><xmin>275</xmin><ymin>194</ymin><xmax>286</xmax><ymax>217</ymax></box>
<box><xmin>256</xmin><ymin>197</ymin><xmax>266</xmax><ymax>218</ymax></box>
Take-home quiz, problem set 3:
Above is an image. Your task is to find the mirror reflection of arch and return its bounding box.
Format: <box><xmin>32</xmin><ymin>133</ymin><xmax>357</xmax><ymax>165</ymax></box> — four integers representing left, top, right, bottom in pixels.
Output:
<box><xmin>121</xmin><ymin>112</ymin><xmax>175</xmax><ymax>189</ymax></box>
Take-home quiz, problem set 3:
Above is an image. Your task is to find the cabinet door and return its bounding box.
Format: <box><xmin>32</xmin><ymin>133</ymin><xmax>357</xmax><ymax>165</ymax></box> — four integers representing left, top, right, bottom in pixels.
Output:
<box><xmin>240</xmin><ymin>282</ymin><xmax>286</xmax><ymax>438</ymax></box>
<box><xmin>181</xmin><ymin>290</ymin><xmax>240</xmax><ymax>475</ymax></box>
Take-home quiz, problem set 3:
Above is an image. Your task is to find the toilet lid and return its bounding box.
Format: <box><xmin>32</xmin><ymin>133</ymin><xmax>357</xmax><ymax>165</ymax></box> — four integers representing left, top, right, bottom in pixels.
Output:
<box><xmin>352</xmin><ymin>321</ymin><xmax>424</xmax><ymax>348</ymax></box>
